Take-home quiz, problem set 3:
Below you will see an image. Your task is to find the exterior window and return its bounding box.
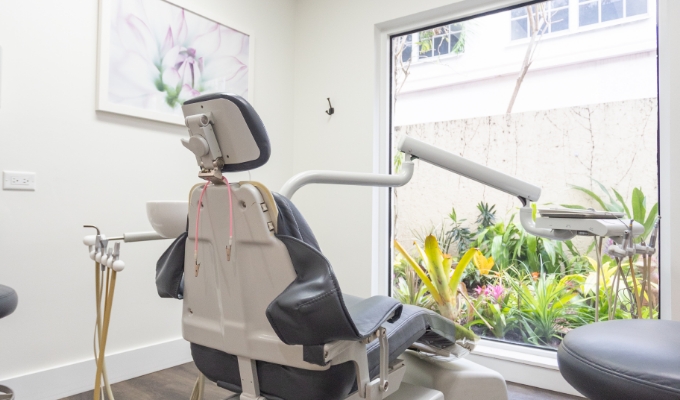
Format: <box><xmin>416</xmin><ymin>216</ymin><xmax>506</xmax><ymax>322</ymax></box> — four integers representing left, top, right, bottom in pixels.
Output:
<box><xmin>390</xmin><ymin>0</ymin><xmax>658</xmax><ymax>351</ymax></box>
<box><xmin>418</xmin><ymin>23</ymin><xmax>464</xmax><ymax>58</ymax></box>
<box><xmin>511</xmin><ymin>1</ymin><xmax>570</xmax><ymax>41</ymax></box>
<box><xmin>398</xmin><ymin>25</ymin><xmax>466</xmax><ymax>63</ymax></box>
<box><xmin>579</xmin><ymin>0</ymin><xmax>648</xmax><ymax>27</ymax></box>
<box><xmin>401</xmin><ymin>35</ymin><xmax>413</xmax><ymax>63</ymax></box>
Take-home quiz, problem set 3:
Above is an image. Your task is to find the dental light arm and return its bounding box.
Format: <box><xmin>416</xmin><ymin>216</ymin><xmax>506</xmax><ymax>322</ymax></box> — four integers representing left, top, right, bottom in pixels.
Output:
<box><xmin>281</xmin><ymin>134</ymin><xmax>574</xmax><ymax>240</ymax></box>
<box><xmin>398</xmin><ymin>135</ymin><xmax>576</xmax><ymax>240</ymax></box>
<box><xmin>397</xmin><ymin>135</ymin><xmax>541</xmax><ymax>205</ymax></box>
<box><xmin>279</xmin><ymin>161</ymin><xmax>414</xmax><ymax>199</ymax></box>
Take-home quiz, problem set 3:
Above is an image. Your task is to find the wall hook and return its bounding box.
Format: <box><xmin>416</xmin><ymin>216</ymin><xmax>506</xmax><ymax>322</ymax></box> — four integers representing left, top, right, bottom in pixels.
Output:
<box><xmin>325</xmin><ymin>98</ymin><xmax>335</xmax><ymax>115</ymax></box>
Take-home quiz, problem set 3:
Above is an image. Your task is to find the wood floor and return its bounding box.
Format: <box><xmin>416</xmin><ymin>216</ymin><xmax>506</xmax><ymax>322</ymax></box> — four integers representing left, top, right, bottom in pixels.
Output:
<box><xmin>62</xmin><ymin>362</ymin><xmax>581</xmax><ymax>400</ymax></box>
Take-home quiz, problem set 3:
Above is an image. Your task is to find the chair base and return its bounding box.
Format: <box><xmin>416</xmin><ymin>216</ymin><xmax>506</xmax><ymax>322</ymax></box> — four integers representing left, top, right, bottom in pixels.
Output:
<box><xmin>402</xmin><ymin>351</ymin><xmax>509</xmax><ymax>400</ymax></box>
<box><xmin>0</xmin><ymin>385</ymin><xmax>14</xmax><ymax>400</ymax></box>
<box><xmin>387</xmin><ymin>383</ymin><xmax>444</xmax><ymax>400</ymax></box>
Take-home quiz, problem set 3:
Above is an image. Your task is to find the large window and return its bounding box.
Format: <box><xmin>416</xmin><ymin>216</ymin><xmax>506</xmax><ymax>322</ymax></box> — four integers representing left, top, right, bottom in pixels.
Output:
<box><xmin>400</xmin><ymin>24</ymin><xmax>465</xmax><ymax>63</ymax></box>
<box><xmin>511</xmin><ymin>0</ymin><xmax>570</xmax><ymax>40</ymax></box>
<box><xmin>511</xmin><ymin>0</ymin><xmax>650</xmax><ymax>41</ymax></box>
<box><xmin>390</xmin><ymin>0</ymin><xmax>658</xmax><ymax>349</ymax></box>
<box><xmin>580</xmin><ymin>0</ymin><xmax>648</xmax><ymax>26</ymax></box>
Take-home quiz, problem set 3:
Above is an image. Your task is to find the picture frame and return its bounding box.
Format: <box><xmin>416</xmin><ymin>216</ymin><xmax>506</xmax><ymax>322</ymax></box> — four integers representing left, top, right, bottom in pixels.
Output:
<box><xmin>96</xmin><ymin>0</ymin><xmax>254</xmax><ymax>125</ymax></box>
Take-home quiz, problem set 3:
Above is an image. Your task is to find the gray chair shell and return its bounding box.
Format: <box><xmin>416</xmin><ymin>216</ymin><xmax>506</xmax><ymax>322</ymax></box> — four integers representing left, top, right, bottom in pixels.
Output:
<box><xmin>0</xmin><ymin>284</ymin><xmax>17</xmax><ymax>320</ymax></box>
<box><xmin>558</xmin><ymin>319</ymin><xmax>680</xmax><ymax>400</ymax></box>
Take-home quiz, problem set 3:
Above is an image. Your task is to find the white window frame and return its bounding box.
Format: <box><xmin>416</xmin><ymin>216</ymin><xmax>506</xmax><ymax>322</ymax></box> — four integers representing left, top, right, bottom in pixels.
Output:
<box><xmin>403</xmin><ymin>24</ymin><xmax>465</xmax><ymax>64</ymax></box>
<box><xmin>374</xmin><ymin>0</ymin><xmax>677</xmax><ymax>394</ymax></box>
<box><xmin>510</xmin><ymin>0</ymin><xmax>571</xmax><ymax>41</ymax></box>
<box><xmin>509</xmin><ymin>0</ymin><xmax>651</xmax><ymax>44</ymax></box>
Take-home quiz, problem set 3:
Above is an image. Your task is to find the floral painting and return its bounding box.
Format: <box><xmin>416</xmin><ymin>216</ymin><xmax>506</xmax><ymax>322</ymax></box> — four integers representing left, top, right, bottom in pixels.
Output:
<box><xmin>97</xmin><ymin>0</ymin><xmax>250</xmax><ymax>124</ymax></box>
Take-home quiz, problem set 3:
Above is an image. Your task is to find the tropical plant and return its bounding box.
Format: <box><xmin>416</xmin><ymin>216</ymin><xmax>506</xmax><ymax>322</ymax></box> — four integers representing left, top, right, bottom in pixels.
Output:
<box><xmin>395</xmin><ymin>236</ymin><xmax>478</xmax><ymax>320</ymax></box>
<box><xmin>510</xmin><ymin>273</ymin><xmax>587</xmax><ymax>346</ymax></box>
<box><xmin>445</xmin><ymin>207</ymin><xmax>474</xmax><ymax>255</ymax></box>
<box><xmin>467</xmin><ymin>284</ymin><xmax>518</xmax><ymax>339</ymax></box>
<box><xmin>394</xmin><ymin>268</ymin><xmax>437</xmax><ymax>310</ymax></box>
<box><xmin>475</xmin><ymin>202</ymin><xmax>497</xmax><ymax>228</ymax></box>
<box><xmin>564</xmin><ymin>180</ymin><xmax>659</xmax><ymax>243</ymax></box>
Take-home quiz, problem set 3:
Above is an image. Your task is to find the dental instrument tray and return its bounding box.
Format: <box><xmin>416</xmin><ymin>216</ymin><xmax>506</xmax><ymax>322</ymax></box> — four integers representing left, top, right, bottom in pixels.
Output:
<box><xmin>537</xmin><ymin>208</ymin><xmax>625</xmax><ymax>219</ymax></box>
<box><xmin>534</xmin><ymin>208</ymin><xmax>642</xmax><ymax>238</ymax></box>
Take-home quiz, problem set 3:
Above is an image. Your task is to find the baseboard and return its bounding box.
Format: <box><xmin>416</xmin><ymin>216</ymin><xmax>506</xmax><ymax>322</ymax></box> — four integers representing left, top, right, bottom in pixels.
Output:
<box><xmin>0</xmin><ymin>338</ymin><xmax>192</xmax><ymax>400</ymax></box>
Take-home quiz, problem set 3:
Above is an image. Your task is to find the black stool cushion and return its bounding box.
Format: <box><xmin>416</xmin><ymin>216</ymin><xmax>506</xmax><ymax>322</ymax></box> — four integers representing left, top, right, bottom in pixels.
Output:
<box><xmin>558</xmin><ymin>320</ymin><xmax>680</xmax><ymax>400</ymax></box>
<box><xmin>0</xmin><ymin>285</ymin><xmax>18</xmax><ymax>319</ymax></box>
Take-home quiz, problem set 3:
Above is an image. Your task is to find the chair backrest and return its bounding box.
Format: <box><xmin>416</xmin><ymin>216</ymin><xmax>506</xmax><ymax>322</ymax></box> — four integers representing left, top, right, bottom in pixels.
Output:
<box><xmin>179</xmin><ymin>94</ymin><xmax>360</xmax><ymax>370</ymax></box>
<box><xmin>183</xmin><ymin>181</ymin><xmax>310</xmax><ymax>367</ymax></box>
<box><xmin>182</xmin><ymin>94</ymin><xmax>356</xmax><ymax>369</ymax></box>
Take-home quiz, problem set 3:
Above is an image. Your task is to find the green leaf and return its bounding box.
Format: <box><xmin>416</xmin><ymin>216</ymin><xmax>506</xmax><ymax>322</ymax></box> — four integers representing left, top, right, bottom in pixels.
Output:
<box><xmin>394</xmin><ymin>240</ymin><xmax>441</xmax><ymax>304</ymax></box>
<box><xmin>571</xmin><ymin>185</ymin><xmax>608</xmax><ymax>211</ymax></box>
<box><xmin>542</xmin><ymin>239</ymin><xmax>557</xmax><ymax>266</ymax></box>
<box><xmin>592</xmin><ymin>179</ymin><xmax>616</xmax><ymax>208</ymax></box>
<box><xmin>450</xmin><ymin>248</ymin><xmax>479</xmax><ymax>292</ymax></box>
<box><xmin>632</xmin><ymin>188</ymin><xmax>646</xmax><ymax>225</ymax></box>
<box><xmin>643</xmin><ymin>203</ymin><xmax>659</xmax><ymax>240</ymax></box>
<box><xmin>531</xmin><ymin>203</ymin><xmax>537</xmax><ymax>221</ymax></box>
<box><xmin>612</xmin><ymin>188</ymin><xmax>632</xmax><ymax>219</ymax></box>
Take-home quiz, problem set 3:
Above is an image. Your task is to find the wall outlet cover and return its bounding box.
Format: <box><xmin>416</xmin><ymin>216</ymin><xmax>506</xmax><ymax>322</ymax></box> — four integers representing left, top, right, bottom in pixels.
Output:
<box><xmin>3</xmin><ymin>171</ymin><xmax>36</xmax><ymax>191</ymax></box>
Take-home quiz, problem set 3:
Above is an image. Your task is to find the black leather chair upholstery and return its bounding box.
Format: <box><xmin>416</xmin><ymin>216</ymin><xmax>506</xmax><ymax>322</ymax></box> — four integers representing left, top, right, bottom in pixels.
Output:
<box><xmin>160</xmin><ymin>93</ymin><xmax>465</xmax><ymax>400</ymax></box>
<box><xmin>0</xmin><ymin>284</ymin><xmax>17</xmax><ymax>320</ymax></box>
<box><xmin>558</xmin><ymin>320</ymin><xmax>680</xmax><ymax>400</ymax></box>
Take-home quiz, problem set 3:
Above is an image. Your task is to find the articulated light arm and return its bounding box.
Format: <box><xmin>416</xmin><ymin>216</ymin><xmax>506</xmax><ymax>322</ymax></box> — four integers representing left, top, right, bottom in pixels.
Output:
<box><xmin>398</xmin><ymin>135</ymin><xmax>574</xmax><ymax>241</ymax></box>
<box><xmin>279</xmin><ymin>160</ymin><xmax>414</xmax><ymax>199</ymax></box>
<box><xmin>279</xmin><ymin>134</ymin><xmax>575</xmax><ymax>241</ymax></box>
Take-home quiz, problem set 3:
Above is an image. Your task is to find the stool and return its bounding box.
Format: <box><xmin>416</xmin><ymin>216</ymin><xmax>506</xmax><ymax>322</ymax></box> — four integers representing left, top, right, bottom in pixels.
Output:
<box><xmin>0</xmin><ymin>284</ymin><xmax>18</xmax><ymax>400</ymax></box>
<box><xmin>558</xmin><ymin>320</ymin><xmax>680</xmax><ymax>400</ymax></box>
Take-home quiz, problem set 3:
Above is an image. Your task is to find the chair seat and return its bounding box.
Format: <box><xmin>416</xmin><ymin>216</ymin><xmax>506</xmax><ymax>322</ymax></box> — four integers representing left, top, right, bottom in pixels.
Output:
<box><xmin>558</xmin><ymin>320</ymin><xmax>680</xmax><ymax>400</ymax></box>
<box><xmin>0</xmin><ymin>285</ymin><xmax>17</xmax><ymax>319</ymax></box>
<box><xmin>193</xmin><ymin>297</ymin><xmax>458</xmax><ymax>400</ymax></box>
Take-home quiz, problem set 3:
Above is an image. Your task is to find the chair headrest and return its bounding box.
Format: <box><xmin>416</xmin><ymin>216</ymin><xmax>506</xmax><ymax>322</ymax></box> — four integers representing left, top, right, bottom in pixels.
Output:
<box><xmin>182</xmin><ymin>93</ymin><xmax>271</xmax><ymax>173</ymax></box>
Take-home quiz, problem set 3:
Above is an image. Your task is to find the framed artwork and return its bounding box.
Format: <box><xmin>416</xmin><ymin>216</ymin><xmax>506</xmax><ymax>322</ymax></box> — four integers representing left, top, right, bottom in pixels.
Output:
<box><xmin>96</xmin><ymin>0</ymin><xmax>253</xmax><ymax>125</ymax></box>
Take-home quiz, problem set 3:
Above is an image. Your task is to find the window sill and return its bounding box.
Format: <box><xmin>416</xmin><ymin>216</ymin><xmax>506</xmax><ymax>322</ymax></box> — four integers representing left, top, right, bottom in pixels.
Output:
<box><xmin>472</xmin><ymin>339</ymin><xmax>559</xmax><ymax>370</ymax></box>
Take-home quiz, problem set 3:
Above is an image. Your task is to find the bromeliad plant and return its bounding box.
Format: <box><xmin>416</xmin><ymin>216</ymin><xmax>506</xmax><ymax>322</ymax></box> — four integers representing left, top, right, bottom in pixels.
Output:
<box><xmin>394</xmin><ymin>235</ymin><xmax>476</xmax><ymax>320</ymax></box>
<box><xmin>394</xmin><ymin>235</ymin><xmax>479</xmax><ymax>341</ymax></box>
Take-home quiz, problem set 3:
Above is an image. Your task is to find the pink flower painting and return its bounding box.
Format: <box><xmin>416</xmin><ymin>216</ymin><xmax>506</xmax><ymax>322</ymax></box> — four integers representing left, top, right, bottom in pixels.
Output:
<box><xmin>106</xmin><ymin>0</ymin><xmax>249</xmax><ymax>117</ymax></box>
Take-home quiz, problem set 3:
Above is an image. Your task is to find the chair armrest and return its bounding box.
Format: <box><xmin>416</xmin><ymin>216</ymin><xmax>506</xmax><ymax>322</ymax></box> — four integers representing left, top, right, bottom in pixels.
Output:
<box><xmin>347</xmin><ymin>295</ymin><xmax>402</xmax><ymax>339</ymax></box>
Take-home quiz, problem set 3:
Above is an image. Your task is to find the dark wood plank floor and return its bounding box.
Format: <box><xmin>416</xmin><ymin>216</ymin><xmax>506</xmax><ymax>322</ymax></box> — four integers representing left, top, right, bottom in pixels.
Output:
<box><xmin>62</xmin><ymin>362</ymin><xmax>581</xmax><ymax>400</ymax></box>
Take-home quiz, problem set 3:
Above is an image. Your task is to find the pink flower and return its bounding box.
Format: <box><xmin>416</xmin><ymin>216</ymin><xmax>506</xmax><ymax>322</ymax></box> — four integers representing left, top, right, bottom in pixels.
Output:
<box><xmin>488</xmin><ymin>285</ymin><xmax>505</xmax><ymax>302</ymax></box>
<box><xmin>475</xmin><ymin>285</ymin><xmax>505</xmax><ymax>302</ymax></box>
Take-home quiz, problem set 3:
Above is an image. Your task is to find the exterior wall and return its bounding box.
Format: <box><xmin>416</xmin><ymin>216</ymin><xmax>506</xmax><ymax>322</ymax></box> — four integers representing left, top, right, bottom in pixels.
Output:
<box><xmin>394</xmin><ymin>98</ymin><xmax>659</xmax><ymax>250</ymax></box>
<box><xmin>394</xmin><ymin>2</ymin><xmax>658</xmax><ymax>125</ymax></box>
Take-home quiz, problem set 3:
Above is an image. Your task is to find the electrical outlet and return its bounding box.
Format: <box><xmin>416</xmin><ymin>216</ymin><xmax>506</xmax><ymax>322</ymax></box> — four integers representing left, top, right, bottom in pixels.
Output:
<box><xmin>3</xmin><ymin>171</ymin><xmax>36</xmax><ymax>191</ymax></box>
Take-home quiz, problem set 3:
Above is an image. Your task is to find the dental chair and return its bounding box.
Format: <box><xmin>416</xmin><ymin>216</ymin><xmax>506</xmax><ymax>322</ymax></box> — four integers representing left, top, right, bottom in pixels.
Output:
<box><xmin>557</xmin><ymin>319</ymin><xmax>680</xmax><ymax>400</ymax></box>
<box><xmin>0</xmin><ymin>284</ymin><xmax>18</xmax><ymax>400</ymax></box>
<box><xmin>155</xmin><ymin>93</ymin><xmax>506</xmax><ymax>400</ymax></box>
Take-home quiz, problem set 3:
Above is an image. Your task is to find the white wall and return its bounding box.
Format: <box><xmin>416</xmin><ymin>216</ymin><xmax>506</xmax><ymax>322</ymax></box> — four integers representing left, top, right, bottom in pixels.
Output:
<box><xmin>0</xmin><ymin>0</ymin><xmax>295</xmax><ymax>384</ymax></box>
<box><xmin>292</xmin><ymin>0</ymin><xmax>464</xmax><ymax>298</ymax></box>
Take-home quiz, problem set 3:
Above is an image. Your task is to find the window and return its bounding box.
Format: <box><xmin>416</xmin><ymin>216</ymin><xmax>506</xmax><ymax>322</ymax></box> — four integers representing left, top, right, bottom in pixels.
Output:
<box><xmin>400</xmin><ymin>24</ymin><xmax>465</xmax><ymax>63</ymax></box>
<box><xmin>512</xmin><ymin>0</ymin><xmax>649</xmax><ymax>41</ymax></box>
<box><xmin>390</xmin><ymin>0</ymin><xmax>658</xmax><ymax>350</ymax></box>
<box><xmin>418</xmin><ymin>24</ymin><xmax>465</xmax><ymax>59</ymax></box>
<box><xmin>511</xmin><ymin>1</ymin><xmax>570</xmax><ymax>41</ymax></box>
<box><xmin>580</xmin><ymin>0</ymin><xmax>648</xmax><ymax>27</ymax></box>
